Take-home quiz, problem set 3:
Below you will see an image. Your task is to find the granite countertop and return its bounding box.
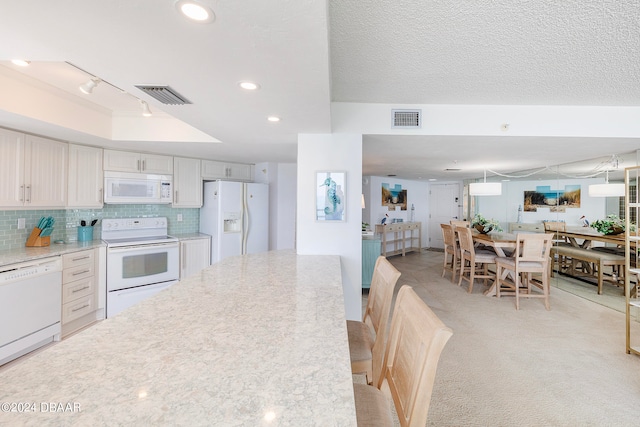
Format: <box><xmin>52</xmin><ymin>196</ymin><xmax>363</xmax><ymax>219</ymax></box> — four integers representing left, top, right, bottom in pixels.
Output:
<box><xmin>0</xmin><ymin>240</ymin><xmax>106</xmax><ymax>268</ymax></box>
<box><xmin>0</xmin><ymin>250</ymin><xmax>356</xmax><ymax>426</ymax></box>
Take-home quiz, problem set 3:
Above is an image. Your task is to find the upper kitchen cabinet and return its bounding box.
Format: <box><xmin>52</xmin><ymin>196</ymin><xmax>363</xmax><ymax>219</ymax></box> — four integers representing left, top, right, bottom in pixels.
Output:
<box><xmin>103</xmin><ymin>149</ymin><xmax>173</xmax><ymax>174</ymax></box>
<box><xmin>201</xmin><ymin>160</ymin><xmax>253</xmax><ymax>181</ymax></box>
<box><xmin>0</xmin><ymin>129</ymin><xmax>67</xmax><ymax>208</ymax></box>
<box><xmin>173</xmin><ymin>157</ymin><xmax>202</xmax><ymax>207</ymax></box>
<box><xmin>68</xmin><ymin>144</ymin><xmax>104</xmax><ymax>208</ymax></box>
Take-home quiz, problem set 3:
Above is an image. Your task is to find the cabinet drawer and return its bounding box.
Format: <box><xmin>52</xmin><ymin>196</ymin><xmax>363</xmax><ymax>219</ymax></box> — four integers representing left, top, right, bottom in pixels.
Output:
<box><xmin>63</xmin><ymin>250</ymin><xmax>95</xmax><ymax>269</ymax></box>
<box><xmin>63</xmin><ymin>262</ymin><xmax>95</xmax><ymax>283</ymax></box>
<box><xmin>62</xmin><ymin>295</ymin><xmax>96</xmax><ymax>324</ymax></box>
<box><xmin>62</xmin><ymin>276</ymin><xmax>96</xmax><ymax>303</ymax></box>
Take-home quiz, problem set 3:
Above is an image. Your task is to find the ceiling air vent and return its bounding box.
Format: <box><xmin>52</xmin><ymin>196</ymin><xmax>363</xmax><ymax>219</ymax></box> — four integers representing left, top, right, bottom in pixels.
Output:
<box><xmin>391</xmin><ymin>109</ymin><xmax>421</xmax><ymax>129</ymax></box>
<box><xmin>135</xmin><ymin>85</ymin><xmax>192</xmax><ymax>105</ymax></box>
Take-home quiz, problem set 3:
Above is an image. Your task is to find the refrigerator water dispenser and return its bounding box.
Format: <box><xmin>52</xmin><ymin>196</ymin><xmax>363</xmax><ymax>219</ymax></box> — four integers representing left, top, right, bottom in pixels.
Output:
<box><xmin>223</xmin><ymin>212</ymin><xmax>241</xmax><ymax>233</ymax></box>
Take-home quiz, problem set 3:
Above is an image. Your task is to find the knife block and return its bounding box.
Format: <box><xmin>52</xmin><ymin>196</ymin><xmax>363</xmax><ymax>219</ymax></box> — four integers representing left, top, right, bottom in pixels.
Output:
<box><xmin>26</xmin><ymin>227</ymin><xmax>50</xmax><ymax>247</ymax></box>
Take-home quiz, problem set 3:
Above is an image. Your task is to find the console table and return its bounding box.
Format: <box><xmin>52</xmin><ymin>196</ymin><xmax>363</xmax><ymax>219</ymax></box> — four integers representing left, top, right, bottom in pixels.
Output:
<box><xmin>375</xmin><ymin>222</ymin><xmax>421</xmax><ymax>257</ymax></box>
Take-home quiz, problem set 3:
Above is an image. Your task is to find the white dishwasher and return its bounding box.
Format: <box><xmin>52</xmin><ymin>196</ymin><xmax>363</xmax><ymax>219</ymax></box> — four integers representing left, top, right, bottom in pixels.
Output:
<box><xmin>0</xmin><ymin>256</ymin><xmax>62</xmax><ymax>366</ymax></box>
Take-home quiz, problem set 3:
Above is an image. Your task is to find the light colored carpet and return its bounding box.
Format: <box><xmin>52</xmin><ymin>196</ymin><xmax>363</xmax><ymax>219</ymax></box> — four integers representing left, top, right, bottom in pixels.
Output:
<box><xmin>361</xmin><ymin>251</ymin><xmax>640</xmax><ymax>426</ymax></box>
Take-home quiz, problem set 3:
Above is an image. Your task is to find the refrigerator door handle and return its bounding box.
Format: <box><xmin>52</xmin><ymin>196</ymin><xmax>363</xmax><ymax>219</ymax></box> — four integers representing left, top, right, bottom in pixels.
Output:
<box><xmin>242</xmin><ymin>184</ymin><xmax>249</xmax><ymax>254</ymax></box>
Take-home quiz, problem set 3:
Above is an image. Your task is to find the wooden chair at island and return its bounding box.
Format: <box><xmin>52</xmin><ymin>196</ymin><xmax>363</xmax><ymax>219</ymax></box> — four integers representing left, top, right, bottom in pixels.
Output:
<box><xmin>347</xmin><ymin>256</ymin><xmax>401</xmax><ymax>385</ymax></box>
<box><xmin>495</xmin><ymin>233</ymin><xmax>554</xmax><ymax>310</ymax></box>
<box><xmin>440</xmin><ymin>223</ymin><xmax>460</xmax><ymax>283</ymax></box>
<box><xmin>353</xmin><ymin>285</ymin><xmax>453</xmax><ymax>427</ymax></box>
<box><xmin>456</xmin><ymin>225</ymin><xmax>497</xmax><ymax>293</ymax></box>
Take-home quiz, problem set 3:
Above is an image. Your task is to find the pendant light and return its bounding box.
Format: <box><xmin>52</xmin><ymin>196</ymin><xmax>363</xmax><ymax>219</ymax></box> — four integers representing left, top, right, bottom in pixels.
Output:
<box><xmin>588</xmin><ymin>170</ymin><xmax>624</xmax><ymax>197</ymax></box>
<box><xmin>469</xmin><ymin>170</ymin><xmax>502</xmax><ymax>196</ymax></box>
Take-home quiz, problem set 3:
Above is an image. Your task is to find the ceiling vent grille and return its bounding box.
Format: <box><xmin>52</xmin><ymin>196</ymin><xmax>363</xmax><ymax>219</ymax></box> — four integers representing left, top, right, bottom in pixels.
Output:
<box><xmin>391</xmin><ymin>109</ymin><xmax>421</xmax><ymax>129</ymax></box>
<box><xmin>135</xmin><ymin>85</ymin><xmax>192</xmax><ymax>105</ymax></box>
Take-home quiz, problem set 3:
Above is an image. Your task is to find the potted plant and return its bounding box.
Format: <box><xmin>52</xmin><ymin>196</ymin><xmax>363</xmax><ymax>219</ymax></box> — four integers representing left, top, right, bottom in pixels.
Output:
<box><xmin>471</xmin><ymin>213</ymin><xmax>503</xmax><ymax>234</ymax></box>
<box><xmin>362</xmin><ymin>221</ymin><xmax>370</xmax><ymax>231</ymax></box>
<box><xmin>590</xmin><ymin>214</ymin><xmax>626</xmax><ymax>235</ymax></box>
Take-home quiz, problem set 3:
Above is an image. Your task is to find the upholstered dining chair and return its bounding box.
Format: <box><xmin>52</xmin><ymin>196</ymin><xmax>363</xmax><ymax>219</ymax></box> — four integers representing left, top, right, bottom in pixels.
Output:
<box><xmin>348</xmin><ymin>256</ymin><xmax>401</xmax><ymax>385</ymax></box>
<box><xmin>495</xmin><ymin>233</ymin><xmax>554</xmax><ymax>310</ymax></box>
<box><xmin>353</xmin><ymin>285</ymin><xmax>453</xmax><ymax>427</ymax></box>
<box><xmin>456</xmin><ymin>225</ymin><xmax>497</xmax><ymax>293</ymax></box>
<box><xmin>440</xmin><ymin>223</ymin><xmax>460</xmax><ymax>282</ymax></box>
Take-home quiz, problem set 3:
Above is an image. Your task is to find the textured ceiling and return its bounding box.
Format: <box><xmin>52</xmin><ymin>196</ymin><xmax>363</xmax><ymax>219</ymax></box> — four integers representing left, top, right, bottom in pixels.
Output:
<box><xmin>0</xmin><ymin>1</ymin><xmax>638</xmax><ymax>181</ymax></box>
<box><xmin>330</xmin><ymin>0</ymin><xmax>640</xmax><ymax>105</ymax></box>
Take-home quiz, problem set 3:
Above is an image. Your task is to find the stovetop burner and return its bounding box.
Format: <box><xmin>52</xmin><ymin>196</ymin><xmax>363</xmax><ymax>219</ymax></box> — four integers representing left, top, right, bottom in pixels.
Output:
<box><xmin>101</xmin><ymin>217</ymin><xmax>177</xmax><ymax>246</ymax></box>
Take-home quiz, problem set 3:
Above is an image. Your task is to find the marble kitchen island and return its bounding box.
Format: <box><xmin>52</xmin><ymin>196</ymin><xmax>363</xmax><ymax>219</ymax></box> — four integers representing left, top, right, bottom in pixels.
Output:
<box><xmin>0</xmin><ymin>250</ymin><xmax>356</xmax><ymax>426</ymax></box>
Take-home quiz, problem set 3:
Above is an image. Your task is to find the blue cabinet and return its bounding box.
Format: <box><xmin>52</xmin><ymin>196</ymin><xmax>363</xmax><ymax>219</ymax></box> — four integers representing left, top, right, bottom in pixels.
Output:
<box><xmin>362</xmin><ymin>238</ymin><xmax>381</xmax><ymax>289</ymax></box>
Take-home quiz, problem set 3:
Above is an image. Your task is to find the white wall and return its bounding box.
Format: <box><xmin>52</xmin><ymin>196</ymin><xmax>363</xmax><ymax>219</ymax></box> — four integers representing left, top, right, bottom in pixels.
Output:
<box><xmin>475</xmin><ymin>178</ymin><xmax>608</xmax><ymax>228</ymax></box>
<box><xmin>363</xmin><ymin>176</ymin><xmax>430</xmax><ymax>246</ymax></box>
<box><xmin>255</xmin><ymin>162</ymin><xmax>297</xmax><ymax>251</ymax></box>
<box><xmin>297</xmin><ymin>133</ymin><xmax>363</xmax><ymax>321</ymax></box>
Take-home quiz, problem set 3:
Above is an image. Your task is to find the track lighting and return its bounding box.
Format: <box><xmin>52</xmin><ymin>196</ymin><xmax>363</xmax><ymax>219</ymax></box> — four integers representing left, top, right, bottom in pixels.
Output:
<box><xmin>140</xmin><ymin>100</ymin><xmax>153</xmax><ymax>117</ymax></box>
<box><xmin>79</xmin><ymin>78</ymin><xmax>101</xmax><ymax>94</ymax></box>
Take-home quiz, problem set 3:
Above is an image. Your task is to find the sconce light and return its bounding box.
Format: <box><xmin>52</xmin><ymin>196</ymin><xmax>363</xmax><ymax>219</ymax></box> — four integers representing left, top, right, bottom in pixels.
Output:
<box><xmin>79</xmin><ymin>78</ymin><xmax>101</xmax><ymax>94</ymax></box>
<box><xmin>469</xmin><ymin>170</ymin><xmax>502</xmax><ymax>196</ymax></box>
<box><xmin>361</xmin><ymin>194</ymin><xmax>366</xmax><ymax>209</ymax></box>
<box><xmin>140</xmin><ymin>100</ymin><xmax>153</xmax><ymax>117</ymax></box>
<box><xmin>588</xmin><ymin>170</ymin><xmax>624</xmax><ymax>197</ymax></box>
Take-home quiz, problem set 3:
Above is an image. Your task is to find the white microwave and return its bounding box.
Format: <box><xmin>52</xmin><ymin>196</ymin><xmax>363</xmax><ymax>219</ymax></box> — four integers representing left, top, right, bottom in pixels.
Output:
<box><xmin>104</xmin><ymin>171</ymin><xmax>172</xmax><ymax>204</ymax></box>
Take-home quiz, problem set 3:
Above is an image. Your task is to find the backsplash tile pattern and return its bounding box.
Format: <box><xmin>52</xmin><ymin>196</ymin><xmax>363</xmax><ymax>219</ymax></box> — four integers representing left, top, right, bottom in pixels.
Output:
<box><xmin>0</xmin><ymin>205</ymin><xmax>200</xmax><ymax>251</ymax></box>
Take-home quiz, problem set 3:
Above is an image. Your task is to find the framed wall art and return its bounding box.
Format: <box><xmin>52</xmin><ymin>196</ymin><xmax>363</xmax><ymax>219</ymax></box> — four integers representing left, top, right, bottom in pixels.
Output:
<box><xmin>316</xmin><ymin>171</ymin><xmax>346</xmax><ymax>221</ymax></box>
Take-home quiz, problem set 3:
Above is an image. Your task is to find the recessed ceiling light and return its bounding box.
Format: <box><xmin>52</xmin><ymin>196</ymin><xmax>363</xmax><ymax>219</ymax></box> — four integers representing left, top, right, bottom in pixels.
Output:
<box><xmin>238</xmin><ymin>81</ymin><xmax>260</xmax><ymax>90</ymax></box>
<box><xmin>267</xmin><ymin>116</ymin><xmax>281</xmax><ymax>122</ymax></box>
<box><xmin>175</xmin><ymin>0</ymin><xmax>215</xmax><ymax>23</ymax></box>
<box><xmin>11</xmin><ymin>59</ymin><xmax>30</xmax><ymax>67</ymax></box>
<box><xmin>428</xmin><ymin>178</ymin><xmax>437</xmax><ymax>181</ymax></box>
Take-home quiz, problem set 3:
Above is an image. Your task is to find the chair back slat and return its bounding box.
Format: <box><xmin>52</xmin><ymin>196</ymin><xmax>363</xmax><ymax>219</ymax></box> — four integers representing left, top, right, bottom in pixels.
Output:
<box><xmin>378</xmin><ymin>286</ymin><xmax>453</xmax><ymax>427</ymax></box>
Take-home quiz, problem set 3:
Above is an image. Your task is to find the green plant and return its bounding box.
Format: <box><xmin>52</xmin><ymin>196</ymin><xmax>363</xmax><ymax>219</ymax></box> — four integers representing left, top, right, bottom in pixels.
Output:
<box><xmin>362</xmin><ymin>221</ymin><xmax>369</xmax><ymax>231</ymax></box>
<box><xmin>590</xmin><ymin>214</ymin><xmax>627</xmax><ymax>235</ymax></box>
<box><xmin>471</xmin><ymin>213</ymin><xmax>503</xmax><ymax>233</ymax></box>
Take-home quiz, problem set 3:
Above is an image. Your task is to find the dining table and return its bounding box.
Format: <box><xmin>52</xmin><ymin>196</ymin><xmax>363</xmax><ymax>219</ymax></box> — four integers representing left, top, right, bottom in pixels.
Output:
<box><xmin>471</xmin><ymin>231</ymin><xmax>518</xmax><ymax>296</ymax></box>
<box><xmin>557</xmin><ymin>226</ymin><xmax>627</xmax><ymax>249</ymax></box>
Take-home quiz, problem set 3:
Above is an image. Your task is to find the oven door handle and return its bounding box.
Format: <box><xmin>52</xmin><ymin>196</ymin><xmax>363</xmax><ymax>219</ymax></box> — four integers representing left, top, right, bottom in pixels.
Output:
<box><xmin>107</xmin><ymin>242</ymin><xmax>179</xmax><ymax>252</ymax></box>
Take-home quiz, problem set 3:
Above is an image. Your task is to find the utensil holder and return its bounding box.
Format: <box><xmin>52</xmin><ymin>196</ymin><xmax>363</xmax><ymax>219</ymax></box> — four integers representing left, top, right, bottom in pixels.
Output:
<box><xmin>26</xmin><ymin>227</ymin><xmax>50</xmax><ymax>247</ymax></box>
<box><xmin>77</xmin><ymin>226</ymin><xmax>93</xmax><ymax>242</ymax></box>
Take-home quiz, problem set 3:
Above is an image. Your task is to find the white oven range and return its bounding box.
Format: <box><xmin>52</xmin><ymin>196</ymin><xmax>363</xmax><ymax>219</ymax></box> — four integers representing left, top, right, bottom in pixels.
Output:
<box><xmin>102</xmin><ymin>217</ymin><xmax>179</xmax><ymax>318</ymax></box>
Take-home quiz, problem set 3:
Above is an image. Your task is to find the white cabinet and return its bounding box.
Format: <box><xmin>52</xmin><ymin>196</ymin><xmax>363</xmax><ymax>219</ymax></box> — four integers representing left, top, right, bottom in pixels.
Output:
<box><xmin>103</xmin><ymin>149</ymin><xmax>173</xmax><ymax>174</ymax></box>
<box><xmin>0</xmin><ymin>129</ymin><xmax>67</xmax><ymax>208</ymax></box>
<box><xmin>180</xmin><ymin>236</ymin><xmax>211</xmax><ymax>279</ymax></box>
<box><xmin>202</xmin><ymin>160</ymin><xmax>252</xmax><ymax>181</ymax></box>
<box><xmin>61</xmin><ymin>248</ymin><xmax>100</xmax><ymax>337</ymax></box>
<box><xmin>173</xmin><ymin>157</ymin><xmax>202</xmax><ymax>207</ymax></box>
<box><xmin>68</xmin><ymin>144</ymin><xmax>103</xmax><ymax>208</ymax></box>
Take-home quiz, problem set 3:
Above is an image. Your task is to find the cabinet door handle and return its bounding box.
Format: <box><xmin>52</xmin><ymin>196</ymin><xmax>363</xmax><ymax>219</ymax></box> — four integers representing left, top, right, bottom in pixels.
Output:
<box><xmin>137</xmin><ymin>159</ymin><xmax>141</xmax><ymax>171</ymax></box>
<box><xmin>72</xmin><ymin>269</ymin><xmax>91</xmax><ymax>276</ymax></box>
<box><xmin>26</xmin><ymin>185</ymin><xmax>31</xmax><ymax>203</ymax></box>
<box><xmin>72</xmin><ymin>304</ymin><xmax>90</xmax><ymax>313</ymax></box>
<box><xmin>175</xmin><ymin>190</ymin><xmax>179</xmax><ymax>203</ymax></box>
<box><xmin>182</xmin><ymin>245</ymin><xmax>186</xmax><ymax>265</ymax></box>
<box><xmin>20</xmin><ymin>185</ymin><xmax>24</xmax><ymax>202</ymax></box>
<box><xmin>142</xmin><ymin>160</ymin><xmax>146</xmax><ymax>171</ymax></box>
<box><xmin>99</xmin><ymin>188</ymin><xmax>103</xmax><ymax>202</ymax></box>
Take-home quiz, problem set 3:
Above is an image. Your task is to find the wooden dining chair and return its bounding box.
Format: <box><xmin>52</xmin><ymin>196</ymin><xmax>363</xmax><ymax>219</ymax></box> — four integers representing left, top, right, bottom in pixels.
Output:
<box><xmin>348</xmin><ymin>256</ymin><xmax>401</xmax><ymax>385</ymax></box>
<box><xmin>440</xmin><ymin>223</ymin><xmax>460</xmax><ymax>282</ymax></box>
<box><xmin>450</xmin><ymin>219</ymin><xmax>470</xmax><ymax>228</ymax></box>
<box><xmin>495</xmin><ymin>233</ymin><xmax>554</xmax><ymax>310</ymax></box>
<box><xmin>353</xmin><ymin>285</ymin><xmax>453</xmax><ymax>427</ymax></box>
<box><xmin>456</xmin><ymin>226</ymin><xmax>497</xmax><ymax>293</ymax></box>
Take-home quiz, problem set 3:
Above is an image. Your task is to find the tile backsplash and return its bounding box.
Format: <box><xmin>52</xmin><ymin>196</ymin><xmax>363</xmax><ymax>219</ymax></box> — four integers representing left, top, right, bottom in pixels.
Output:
<box><xmin>0</xmin><ymin>205</ymin><xmax>200</xmax><ymax>251</ymax></box>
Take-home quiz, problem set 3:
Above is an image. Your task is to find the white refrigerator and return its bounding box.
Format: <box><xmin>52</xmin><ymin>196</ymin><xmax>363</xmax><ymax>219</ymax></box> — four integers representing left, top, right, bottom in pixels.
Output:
<box><xmin>200</xmin><ymin>181</ymin><xmax>269</xmax><ymax>264</ymax></box>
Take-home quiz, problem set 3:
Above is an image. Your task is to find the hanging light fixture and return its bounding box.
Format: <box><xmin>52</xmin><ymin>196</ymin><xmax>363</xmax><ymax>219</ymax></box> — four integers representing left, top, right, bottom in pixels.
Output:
<box><xmin>140</xmin><ymin>100</ymin><xmax>153</xmax><ymax>117</ymax></box>
<box><xmin>469</xmin><ymin>170</ymin><xmax>502</xmax><ymax>196</ymax></box>
<box><xmin>79</xmin><ymin>78</ymin><xmax>101</xmax><ymax>94</ymax></box>
<box><xmin>588</xmin><ymin>170</ymin><xmax>624</xmax><ymax>197</ymax></box>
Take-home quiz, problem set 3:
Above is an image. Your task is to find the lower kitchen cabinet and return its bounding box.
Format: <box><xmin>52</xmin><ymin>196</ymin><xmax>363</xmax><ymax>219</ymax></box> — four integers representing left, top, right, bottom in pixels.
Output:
<box><xmin>61</xmin><ymin>248</ymin><xmax>104</xmax><ymax>337</ymax></box>
<box><xmin>180</xmin><ymin>235</ymin><xmax>211</xmax><ymax>279</ymax></box>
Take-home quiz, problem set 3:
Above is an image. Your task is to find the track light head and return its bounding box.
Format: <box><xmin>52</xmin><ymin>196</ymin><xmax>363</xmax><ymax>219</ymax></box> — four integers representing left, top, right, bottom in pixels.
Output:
<box><xmin>79</xmin><ymin>78</ymin><xmax>101</xmax><ymax>94</ymax></box>
<box><xmin>140</xmin><ymin>100</ymin><xmax>153</xmax><ymax>117</ymax></box>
